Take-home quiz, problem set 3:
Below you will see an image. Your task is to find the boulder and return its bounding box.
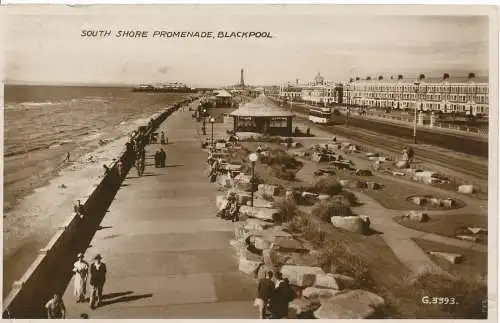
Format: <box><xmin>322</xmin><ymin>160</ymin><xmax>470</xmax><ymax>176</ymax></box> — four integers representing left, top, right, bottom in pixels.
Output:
<box><xmin>285</xmin><ymin>190</ymin><xmax>296</xmax><ymax>201</ymax></box>
<box><xmin>392</xmin><ymin>171</ymin><xmax>405</xmax><ymax>176</ymax></box>
<box><xmin>239</xmin><ymin>254</ymin><xmax>262</xmax><ymax>276</ymax></box>
<box><xmin>236</xmin><ymin>191</ymin><xmax>252</xmax><ymax>206</ymax></box>
<box><xmin>216</xmin><ymin>195</ymin><xmax>228</xmax><ymax>211</ymax></box>
<box><xmin>239</xmin><ymin>206</ymin><xmax>279</xmax><ymax>222</ymax></box>
<box><xmin>332</xmin><ymin>274</ymin><xmax>357</xmax><ymax>290</ymax></box>
<box><xmin>314</xmin><ymin>289</ymin><xmax>385</xmax><ymax>319</ymax></box>
<box><xmin>331</xmin><ymin>216</ymin><xmax>367</xmax><ymax>234</ymax></box>
<box><xmin>355</xmin><ymin>169</ymin><xmax>373</xmax><ymax>176</ymax></box>
<box><xmin>429</xmin><ymin>251</ymin><xmax>463</xmax><ymax>264</ymax></box>
<box><xmin>410</xmin><ymin>196</ymin><xmax>426</xmax><ymax>206</ymax></box>
<box><xmin>430</xmin><ymin>198</ymin><xmax>442</xmax><ymax>207</ymax></box>
<box><xmin>339</xmin><ymin>179</ymin><xmax>350</xmax><ymax>187</ymax></box>
<box><xmin>258</xmin><ymin>184</ymin><xmax>280</xmax><ymax>197</ymax></box>
<box><xmin>318</xmin><ymin>194</ymin><xmax>330</xmax><ymax>201</ymax></box>
<box><xmin>225</xmin><ymin>163</ymin><xmax>242</xmax><ymax>171</ymax></box>
<box><xmin>274</xmin><ymin>237</ymin><xmax>309</xmax><ymax>253</ymax></box>
<box><xmin>229</xmin><ymin>239</ymin><xmax>247</xmax><ymax>256</ymax></box>
<box><xmin>289</xmin><ymin>297</ymin><xmax>320</xmax><ymax>318</ymax></box>
<box><xmin>252</xmin><ymin>236</ymin><xmax>274</xmax><ymax>250</ymax></box>
<box><xmin>244</xmin><ymin>218</ymin><xmax>274</xmax><ymax>231</ymax></box>
<box><xmin>442</xmin><ymin>199</ymin><xmax>454</xmax><ymax>208</ymax></box>
<box><xmin>252</xmin><ymin>198</ymin><xmax>274</xmax><ymax>208</ymax></box>
<box><xmin>366</xmin><ymin>181</ymin><xmax>381</xmax><ymax>190</ymax></box>
<box><xmin>281</xmin><ymin>265</ymin><xmax>325</xmax><ymax>287</ymax></box>
<box><xmin>404</xmin><ymin>211</ymin><xmax>429</xmax><ymax>222</ymax></box>
<box><xmin>359</xmin><ymin>215</ymin><xmax>371</xmax><ymax>227</ymax></box>
<box><xmin>284</xmin><ymin>253</ymin><xmax>321</xmax><ymax>267</ymax></box>
<box><xmin>365</xmin><ymin>152</ymin><xmax>379</xmax><ymax>157</ymax></box>
<box><xmin>395</xmin><ymin>161</ymin><xmax>409</xmax><ymax>169</ymax></box>
<box><xmin>458</xmin><ymin>184</ymin><xmax>475</xmax><ymax>194</ymax></box>
<box><xmin>456</xmin><ymin>235</ymin><xmax>478</xmax><ymax>242</ymax></box>
<box><xmin>301</xmin><ymin>191</ymin><xmax>319</xmax><ymax>201</ymax></box>
<box><xmin>314</xmin><ymin>273</ymin><xmax>340</xmax><ymax>290</ymax></box>
<box><xmin>290</xmin><ymin>142</ymin><xmax>302</xmax><ymax>148</ymax></box>
<box><xmin>303</xmin><ymin>287</ymin><xmax>342</xmax><ymax>300</ymax></box>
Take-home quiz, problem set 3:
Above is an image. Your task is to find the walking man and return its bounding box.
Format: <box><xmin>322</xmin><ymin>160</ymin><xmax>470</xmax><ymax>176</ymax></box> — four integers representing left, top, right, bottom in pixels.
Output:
<box><xmin>270</xmin><ymin>272</ymin><xmax>295</xmax><ymax>319</ymax></box>
<box><xmin>89</xmin><ymin>254</ymin><xmax>107</xmax><ymax>309</ymax></box>
<box><xmin>45</xmin><ymin>293</ymin><xmax>66</xmax><ymax>319</ymax></box>
<box><xmin>73</xmin><ymin>253</ymin><xmax>89</xmax><ymax>303</ymax></box>
<box><xmin>159</xmin><ymin>148</ymin><xmax>167</xmax><ymax>168</ymax></box>
<box><xmin>255</xmin><ymin>271</ymin><xmax>275</xmax><ymax>319</ymax></box>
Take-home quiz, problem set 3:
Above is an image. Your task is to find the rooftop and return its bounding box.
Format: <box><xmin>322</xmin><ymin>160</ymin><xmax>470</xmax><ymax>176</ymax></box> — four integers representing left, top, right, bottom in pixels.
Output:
<box><xmin>215</xmin><ymin>90</ymin><xmax>232</xmax><ymax>97</ymax></box>
<box><xmin>230</xmin><ymin>94</ymin><xmax>295</xmax><ymax>117</ymax></box>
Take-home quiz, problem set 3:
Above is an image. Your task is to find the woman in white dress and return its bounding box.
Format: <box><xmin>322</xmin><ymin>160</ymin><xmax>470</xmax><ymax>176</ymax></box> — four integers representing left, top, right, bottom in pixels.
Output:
<box><xmin>73</xmin><ymin>253</ymin><xmax>89</xmax><ymax>303</ymax></box>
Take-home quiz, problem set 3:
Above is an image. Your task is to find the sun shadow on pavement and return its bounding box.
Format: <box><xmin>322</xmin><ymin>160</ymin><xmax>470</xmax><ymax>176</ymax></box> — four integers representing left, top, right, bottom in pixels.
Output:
<box><xmin>99</xmin><ymin>293</ymin><xmax>153</xmax><ymax>307</ymax></box>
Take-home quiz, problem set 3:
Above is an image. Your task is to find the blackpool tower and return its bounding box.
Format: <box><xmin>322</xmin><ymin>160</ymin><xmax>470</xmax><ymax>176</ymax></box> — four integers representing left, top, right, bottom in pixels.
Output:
<box><xmin>240</xmin><ymin>68</ymin><xmax>245</xmax><ymax>87</ymax></box>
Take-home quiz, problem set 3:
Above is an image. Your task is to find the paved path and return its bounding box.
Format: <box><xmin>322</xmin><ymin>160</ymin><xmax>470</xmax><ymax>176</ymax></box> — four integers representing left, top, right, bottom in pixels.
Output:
<box><xmin>62</xmin><ymin>106</ymin><xmax>256</xmax><ymax>319</ymax></box>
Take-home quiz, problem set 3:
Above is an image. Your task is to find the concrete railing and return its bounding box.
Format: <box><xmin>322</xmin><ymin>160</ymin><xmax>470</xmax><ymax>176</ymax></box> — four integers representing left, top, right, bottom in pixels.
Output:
<box><xmin>2</xmin><ymin>96</ymin><xmax>198</xmax><ymax>318</ymax></box>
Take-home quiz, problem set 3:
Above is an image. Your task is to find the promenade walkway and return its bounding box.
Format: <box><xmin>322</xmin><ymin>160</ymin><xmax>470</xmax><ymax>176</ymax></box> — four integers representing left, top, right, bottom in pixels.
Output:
<box><xmin>62</xmin><ymin>107</ymin><xmax>256</xmax><ymax>318</ymax></box>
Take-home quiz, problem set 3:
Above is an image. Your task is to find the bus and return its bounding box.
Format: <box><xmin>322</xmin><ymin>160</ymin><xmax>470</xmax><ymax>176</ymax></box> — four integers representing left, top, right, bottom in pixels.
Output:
<box><xmin>308</xmin><ymin>107</ymin><xmax>334</xmax><ymax>124</ymax></box>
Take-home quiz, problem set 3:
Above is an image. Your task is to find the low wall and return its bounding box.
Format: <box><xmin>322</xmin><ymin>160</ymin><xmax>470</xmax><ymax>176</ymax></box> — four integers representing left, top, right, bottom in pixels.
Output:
<box><xmin>2</xmin><ymin>96</ymin><xmax>198</xmax><ymax>318</ymax></box>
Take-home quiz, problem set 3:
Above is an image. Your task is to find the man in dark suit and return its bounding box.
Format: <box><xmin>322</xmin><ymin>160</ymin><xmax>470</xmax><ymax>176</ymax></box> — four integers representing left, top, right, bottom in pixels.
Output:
<box><xmin>271</xmin><ymin>273</ymin><xmax>296</xmax><ymax>319</ymax></box>
<box><xmin>256</xmin><ymin>271</ymin><xmax>275</xmax><ymax>319</ymax></box>
<box><xmin>89</xmin><ymin>254</ymin><xmax>107</xmax><ymax>309</ymax></box>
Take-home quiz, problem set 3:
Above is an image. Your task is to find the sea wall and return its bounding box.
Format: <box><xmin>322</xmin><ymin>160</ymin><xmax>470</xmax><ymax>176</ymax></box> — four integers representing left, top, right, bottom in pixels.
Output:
<box><xmin>2</xmin><ymin>96</ymin><xmax>197</xmax><ymax>318</ymax></box>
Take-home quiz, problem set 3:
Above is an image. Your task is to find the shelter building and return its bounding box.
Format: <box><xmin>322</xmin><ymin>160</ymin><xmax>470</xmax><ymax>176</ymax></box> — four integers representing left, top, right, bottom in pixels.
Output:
<box><xmin>229</xmin><ymin>94</ymin><xmax>294</xmax><ymax>136</ymax></box>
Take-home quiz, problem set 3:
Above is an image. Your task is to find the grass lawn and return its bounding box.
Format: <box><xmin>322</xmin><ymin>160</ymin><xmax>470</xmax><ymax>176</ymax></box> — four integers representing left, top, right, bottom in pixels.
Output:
<box><xmin>412</xmin><ymin>238</ymin><xmax>487</xmax><ymax>280</ymax></box>
<box><xmin>394</xmin><ymin>213</ymin><xmax>487</xmax><ymax>245</ymax></box>
<box><xmin>330</xmin><ymin>168</ymin><xmax>466</xmax><ymax>211</ymax></box>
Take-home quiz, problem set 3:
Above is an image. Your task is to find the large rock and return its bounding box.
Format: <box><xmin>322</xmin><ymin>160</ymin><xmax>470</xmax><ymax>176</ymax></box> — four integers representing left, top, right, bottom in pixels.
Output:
<box><xmin>285</xmin><ymin>253</ymin><xmax>321</xmax><ymax>267</ymax></box>
<box><xmin>314</xmin><ymin>289</ymin><xmax>385</xmax><ymax>319</ymax></box>
<box><xmin>404</xmin><ymin>210</ymin><xmax>429</xmax><ymax>222</ymax></box>
<box><xmin>366</xmin><ymin>181</ymin><xmax>381</xmax><ymax>190</ymax></box>
<box><xmin>303</xmin><ymin>287</ymin><xmax>342</xmax><ymax>300</ymax></box>
<box><xmin>318</xmin><ymin>194</ymin><xmax>330</xmax><ymax>201</ymax></box>
<box><xmin>355</xmin><ymin>169</ymin><xmax>373</xmax><ymax>176</ymax></box>
<box><xmin>216</xmin><ymin>195</ymin><xmax>228</xmax><ymax>211</ymax></box>
<box><xmin>244</xmin><ymin>218</ymin><xmax>274</xmax><ymax>231</ymax></box>
<box><xmin>331</xmin><ymin>216</ymin><xmax>367</xmax><ymax>234</ymax></box>
<box><xmin>234</xmin><ymin>174</ymin><xmax>252</xmax><ymax>191</ymax></box>
<box><xmin>252</xmin><ymin>236</ymin><xmax>274</xmax><ymax>250</ymax></box>
<box><xmin>339</xmin><ymin>179</ymin><xmax>350</xmax><ymax>187</ymax></box>
<box><xmin>281</xmin><ymin>265</ymin><xmax>325</xmax><ymax>287</ymax></box>
<box><xmin>251</xmin><ymin>198</ymin><xmax>274</xmax><ymax>208</ymax></box>
<box><xmin>239</xmin><ymin>206</ymin><xmax>279</xmax><ymax>222</ymax></box>
<box><xmin>332</xmin><ymin>274</ymin><xmax>357</xmax><ymax>289</ymax></box>
<box><xmin>442</xmin><ymin>199</ymin><xmax>454</xmax><ymax>208</ymax></box>
<box><xmin>395</xmin><ymin>160</ymin><xmax>409</xmax><ymax>169</ymax></box>
<box><xmin>288</xmin><ymin>297</ymin><xmax>320</xmax><ymax>318</ymax></box>
<box><xmin>301</xmin><ymin>191</ymin><xmax>319</xmax><ymax>203</ymax></box>
<box><xmin>314</xmin><ymin>273</ymin><xmax>340</xmax><ymax>290</ymax></box>
<box><xmin>458</xmin><ymin>184</ymin><xmax>475</xmax><ymax>194</ymax></box>
<box><xmin>236</xmin><ymin>191</ymin><xmax>252</xmax><ymax>206</ymax></box>
<box><xmin>410</xmin><ymin>196</ymin><xmax>426</xmax><ymax>206</ymax></box>
<box><xmin>274</xmin><ymin>237</ymin><xmax>309</xmax><ymax>253</ymax></box>
<box><xmin>429</xmin><ymin>251</ymin><xmax>463</xmax><ymax>264</ymax></box>
<box><xmin>238</xmin><ymin>252</ymin><xmax>262</xmax><ymax>275</ymax></box>
<box><xmin>258</xmin><ymin>184</ymin><xmax>280</xmax><ymax>197</ymax></box>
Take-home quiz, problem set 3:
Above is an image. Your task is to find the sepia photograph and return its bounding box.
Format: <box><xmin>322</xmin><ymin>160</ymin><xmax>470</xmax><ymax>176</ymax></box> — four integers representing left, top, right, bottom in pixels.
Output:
<box><xmin>1</xmin><ymin>4</ymin><xmax>498</xmax><ymax>320</ymax></box>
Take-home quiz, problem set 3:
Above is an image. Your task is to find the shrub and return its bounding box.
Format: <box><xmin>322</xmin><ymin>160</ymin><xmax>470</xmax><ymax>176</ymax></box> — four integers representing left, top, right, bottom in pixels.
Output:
<box><xmin>312</xmin><ymin>199</ymin><xmax>353</xmax><ymax>222</ymax></box>
<box><xmin>412</xmin><ymin>273</ymin><xmax>487</xmax><ymax>319</ymax></box>
<box><xmin>319</xmin><ymin>240</ymin><xmax>375</xmax><ymax>290</ymax></box>
<box><xmin>310</xmin><ymin>177</ymin><xmax>343</xmax><ymax>195</ymax></box>
<box><xmin>273</xmin><ymin>198</ymin><xmax>298</xmax><ymax>223</ymax></box>
<box><xmin>272</xmin><ymin>165</ymin><xmax>296</xmax><ymax>181</ymax></box>
<box><xmin>260</xmin><ymin>149</ymin><xmax>302</xmax><ymax>169</ymax></box>
<box><xmin>340</xmin><ymin>190</ymin><xmax>359</xmax><ymax>206</ymax></box>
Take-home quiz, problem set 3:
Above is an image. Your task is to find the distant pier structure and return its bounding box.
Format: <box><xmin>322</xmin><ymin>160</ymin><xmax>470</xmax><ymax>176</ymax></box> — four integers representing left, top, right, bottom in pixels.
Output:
<box><xmin>240</xmin><ymin>68</ymin><xmax>245</xmax><ymax>87</ymax></box>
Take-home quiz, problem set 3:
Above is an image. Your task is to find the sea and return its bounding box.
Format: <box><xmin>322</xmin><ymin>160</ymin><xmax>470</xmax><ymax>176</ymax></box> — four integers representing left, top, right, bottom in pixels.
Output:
<box><xmin>3</xmin><ymin>85</ymin><xmax>192</xmax><ymax>296</ymax></box>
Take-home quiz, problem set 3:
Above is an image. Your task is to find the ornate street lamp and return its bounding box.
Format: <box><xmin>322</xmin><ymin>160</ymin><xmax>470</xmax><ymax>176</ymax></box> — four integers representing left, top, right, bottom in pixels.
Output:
<box><xmin>248</xmin><ymin>152</ymin><xmax>259</xmax><ymax>207</ymax></box>
<box><xmin>413</xmin><ymin>81</ymin><xmax>420</xmax><ymax>144</ymax></box>
<box><xmin>209</xmin><ymin>117</ymin><xmax>215</xmax><ymax>148</ymax></box>
<box><xmin>202</xmin><ymin>109</ymin><xmax>207</xmax><ymax>135</ymax></box>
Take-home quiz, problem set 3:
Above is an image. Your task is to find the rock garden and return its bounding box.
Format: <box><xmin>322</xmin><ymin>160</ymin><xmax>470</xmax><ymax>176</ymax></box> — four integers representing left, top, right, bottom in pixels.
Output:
<box><xmin>203</xmin><ymin>132</ymin><xmax>487</xmax><ymax>319</ymax></box>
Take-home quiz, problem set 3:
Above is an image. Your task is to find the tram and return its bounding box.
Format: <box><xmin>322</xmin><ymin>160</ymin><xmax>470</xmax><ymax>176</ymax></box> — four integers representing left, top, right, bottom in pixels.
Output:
<box><xmin>308</xmin><ymin>107</ymin><xmax>334</xmax><ymax>124</ymax></box>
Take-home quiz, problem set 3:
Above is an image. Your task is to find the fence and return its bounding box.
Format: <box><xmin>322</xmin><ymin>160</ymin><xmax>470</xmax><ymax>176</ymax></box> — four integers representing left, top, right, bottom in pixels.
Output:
<box><xmin>2</xmin><ymin>96</ymin><xmax>197</xmax><ymax>319</ymax></box>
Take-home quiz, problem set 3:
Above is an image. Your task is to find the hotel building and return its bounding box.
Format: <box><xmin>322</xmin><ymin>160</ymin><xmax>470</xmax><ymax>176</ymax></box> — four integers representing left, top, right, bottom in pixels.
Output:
<box><xmin>279</xmin><ymin>73</ymin><xmax>343</xmax><ymax>105</ymax></box>
<box><xmin>343</xmin><ymin>76</ymin><xmax>489</xmax><ymax>116</ymax></box>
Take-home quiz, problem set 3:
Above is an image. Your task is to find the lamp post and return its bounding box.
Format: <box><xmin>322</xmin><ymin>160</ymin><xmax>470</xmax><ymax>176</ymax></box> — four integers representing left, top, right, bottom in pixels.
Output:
<box><xmin>248</xmin><ymin>152</ymin><xmax>259</xmax><ymax>207</ymax></box>
<box><xmin>202</xmin><ymin>109</ymin><xmax>207</xmax><ymax>135</ymax></box>
<box><xmin>209</xmin><ymin>117</ymin><xmax>215</xmax><ymax>148</ymax></box>
<box><xmin>413</xmin><ymin>81</ymin><xmax>420</xmax><ymax>144</ymax></box>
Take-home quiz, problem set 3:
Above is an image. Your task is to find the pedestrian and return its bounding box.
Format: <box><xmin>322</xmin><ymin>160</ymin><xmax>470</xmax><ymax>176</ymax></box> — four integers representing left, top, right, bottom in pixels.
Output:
<box><xmin>154</xmin><ymin>150</ymin><xmax>161</xmax><ymax>168</ymax></box>
<box><xmin>270</xmin><ymin>272</ymin><xmax>294</xmax><ymax>319</ymax></box>
<box><xmin>255</xmin><ymin>271</ymin><xmax>275</xmax><ymax>319</ymax></box>
<box><xmin>89</xmin><ymin>254</ymin><xmax>107</xmax><ymax>309</ymax></box>
<box><xmin>64</xmin><ymin>152</ymin><xmax>71</xmax><ymax>162</ymax></box>
<box><xmin>160</xmin><ymin>131</ymin><xmax>166</xmax><ymax>145</ymax></box>
<box><xmin>257</xmin><ymin>145</ymin><xmax>263</xmax><ymax>154</ymax></box>
<box><xmin>159</xmin><ymin>148</ymin><xmax>167</xmax><ymax>168</ymax></box>
<box><xmin>73</xmin><ymin>253</ymin><xmax>89</xmax><ymax>303</ymax></box>
<box><xmin>45</xmin><ymin>293</ymin><xmax>66</xmax><ymax>319</ymax></box>
<box><xmin>80</xmin><ymin>313</ymin><xmax>89</xmax><ymax>319</ymax></box>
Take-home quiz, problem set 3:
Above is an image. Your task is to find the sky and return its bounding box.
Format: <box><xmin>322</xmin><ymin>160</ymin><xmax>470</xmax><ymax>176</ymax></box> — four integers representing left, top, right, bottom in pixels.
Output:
<box><xmin>2</xmin><ymin>5</ymin><xmax>494</xmax><ymax>87</ymax></box>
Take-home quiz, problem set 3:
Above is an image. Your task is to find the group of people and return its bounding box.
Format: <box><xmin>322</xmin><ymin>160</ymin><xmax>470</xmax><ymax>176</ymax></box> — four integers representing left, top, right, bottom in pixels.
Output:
<box><xmin>45</xmin><ymin>253</ymin><xmax>107</xmax><ymax>319</ymax></box>
<box><xmin>217</xmin><ymin>191</ymin><xmax>240</xmax><ymax>222</ymax></box>
<box><xmin>154</xmin><ymin>148</ymin><xmax>167</xmax><ymax>168</ymax></box>
<box><xmin>255</xmin><ymin>271</ymin><xmax>296</xmax><ymax>319</ymax></box>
